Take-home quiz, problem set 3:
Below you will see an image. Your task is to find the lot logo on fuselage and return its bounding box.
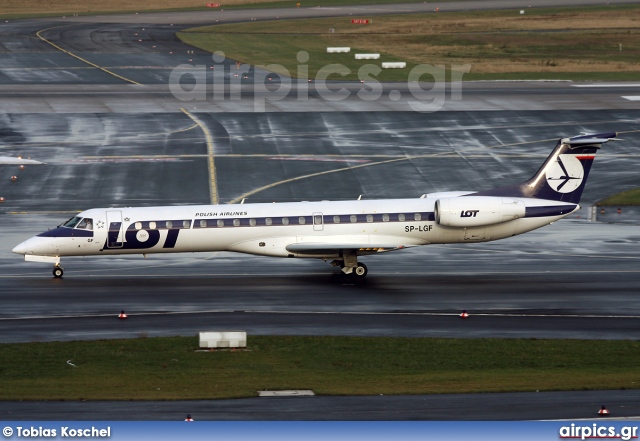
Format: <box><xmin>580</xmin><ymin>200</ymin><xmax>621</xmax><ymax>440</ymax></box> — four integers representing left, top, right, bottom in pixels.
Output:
<box><xmin>460</xmin><ymin>210</ymin><xmax>479</xmax><ymax>218</ymax></box>
<box><xmin>546</xmin><ymin>154</ymin><xmax>584</xmax><ymax>193</ymax></box>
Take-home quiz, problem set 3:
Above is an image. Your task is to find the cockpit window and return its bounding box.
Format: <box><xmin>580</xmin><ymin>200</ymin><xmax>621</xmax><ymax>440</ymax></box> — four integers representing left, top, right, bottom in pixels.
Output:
<box><xmin>76</xmin><ymin>218</ymin><xmax>93</xmax><ymax>231</ymax></box>
<box><xmin>61</xmin><ymin>216</ymin><xmax>82</xmax><ymax>228</ymax></box>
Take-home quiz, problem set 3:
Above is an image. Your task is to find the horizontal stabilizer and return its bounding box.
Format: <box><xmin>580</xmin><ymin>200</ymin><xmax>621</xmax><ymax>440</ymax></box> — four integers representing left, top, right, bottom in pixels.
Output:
<box><xmin>563</xmin><ymin>138</ymin><xmax>614</xmax><ymax>146</ymax></box>
<box><xmin>563</xmin><ymin>132</ymin><xmax>617</xmax><ymax>146</ymax></box>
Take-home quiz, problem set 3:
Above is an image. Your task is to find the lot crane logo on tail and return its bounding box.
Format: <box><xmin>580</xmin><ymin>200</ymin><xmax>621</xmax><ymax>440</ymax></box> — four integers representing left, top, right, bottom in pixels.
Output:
<box><xmin>546</xmin><ymin>154</ymin><xmax>584</xmax><ymax>193</ymax></box>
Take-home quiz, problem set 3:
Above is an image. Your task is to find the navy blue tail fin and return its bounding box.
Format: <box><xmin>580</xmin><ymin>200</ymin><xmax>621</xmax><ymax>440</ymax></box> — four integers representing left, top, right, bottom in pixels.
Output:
<box><xmin>475</xmin><ymin>132</ymin><xmax>616</xmax><ymax>203</ymax></box>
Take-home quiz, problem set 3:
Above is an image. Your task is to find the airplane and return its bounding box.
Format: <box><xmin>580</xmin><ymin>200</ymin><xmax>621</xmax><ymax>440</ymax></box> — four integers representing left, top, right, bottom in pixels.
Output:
<box><xmin>12</xmin><ymin>132</ymin><xmax>617</xmax><ymax>279</ymax></box>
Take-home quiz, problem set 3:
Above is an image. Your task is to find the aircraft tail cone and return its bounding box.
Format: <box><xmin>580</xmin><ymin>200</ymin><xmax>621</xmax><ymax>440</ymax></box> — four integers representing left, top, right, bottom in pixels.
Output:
<box><xmin>598</xmin><ymin>405</ymin><xmax>610</xmax><ymax>417</ymax></box>
<box><xmin>460</xmin><ymin>310</ymin><xmax>469</xmax><ymax>319</ymax></box>
<box><xmin>118</xmin><ymin>310</ymin><xmax>128</xmax><ymax>320</ymax></box>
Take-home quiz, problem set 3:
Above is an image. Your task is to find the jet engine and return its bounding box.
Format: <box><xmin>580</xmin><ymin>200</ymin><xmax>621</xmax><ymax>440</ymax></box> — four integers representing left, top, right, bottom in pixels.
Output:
<box><xmin>434</xmin><ymin>196</ymin><xmax>525</xmax><ymax>228</ymax></box>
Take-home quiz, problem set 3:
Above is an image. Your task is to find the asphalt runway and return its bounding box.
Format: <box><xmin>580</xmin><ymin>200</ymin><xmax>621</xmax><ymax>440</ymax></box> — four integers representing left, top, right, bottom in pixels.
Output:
<box><xmin>0</xmin><ymin>1</ymin><xmax>639</xmax><ymax>421</ymax></box>
<box><xmin>3</xmin><ymin>390</ymin><xmax>640</xmax><ymax>421</ymax></box>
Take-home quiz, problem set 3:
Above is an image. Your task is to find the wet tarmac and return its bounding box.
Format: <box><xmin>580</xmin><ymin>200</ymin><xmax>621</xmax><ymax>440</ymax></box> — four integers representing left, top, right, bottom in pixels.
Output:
<box><xmin>0</xmin><ymin>1</ymin><xmax>639</xmax><ymax>421</ymax></box>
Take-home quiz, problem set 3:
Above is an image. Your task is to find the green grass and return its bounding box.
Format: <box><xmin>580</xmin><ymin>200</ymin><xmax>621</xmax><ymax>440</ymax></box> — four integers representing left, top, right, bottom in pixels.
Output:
<box><xmin>178</xmin><ymin>32</ymin><xmax>430</xmax><ymax>81</ymax></box>
<box><xmin>597</xmin><ymin>188</ymin><xmax>640</xmax><ymax>206</ymax></box>
<box><xmin>178</xmin><ymin>4</ymin><xmax>640</xmax><ymax>82</ymax></box>
<box><xmin>1</xmin><ymin>336</ymin><xmax>639</xmax><ymax>400</ymax></box>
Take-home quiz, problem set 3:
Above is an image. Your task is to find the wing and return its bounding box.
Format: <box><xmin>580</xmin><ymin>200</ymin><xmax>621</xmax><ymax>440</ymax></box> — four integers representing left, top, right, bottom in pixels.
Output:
<box><xmin>285</xmin><ymin>243</ymin><xmax>415</xmax><ymax>257</ymax></box>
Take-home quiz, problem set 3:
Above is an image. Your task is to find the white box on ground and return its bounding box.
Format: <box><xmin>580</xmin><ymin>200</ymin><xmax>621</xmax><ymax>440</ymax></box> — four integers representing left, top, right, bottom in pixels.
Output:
<box><xmin>199</xmin><ymin>331</ymin><xmax>247</xmax><ymax>348</ymax></box>
<box><xmin>326</xmin><ymin>47</ymin><xmax>351</xmax><ymax>53</ymax></box>
<box><xmin>355</xmin><ymin>53</ymin><xmax>380</xmax><ymax>60</ymax></box>
<box><xmin>382</xmin><ymin>62</ymin><xmax>406</xmax><ymax>69</ymax></box>
<box><xmin>258</xmin><ymin>390</ymin><xmax>315</xmax><ymax>397</ymax></box>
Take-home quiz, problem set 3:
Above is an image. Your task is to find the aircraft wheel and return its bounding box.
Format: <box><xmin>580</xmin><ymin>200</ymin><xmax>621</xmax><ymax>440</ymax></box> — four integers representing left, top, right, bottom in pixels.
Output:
<box><xmin>353</xmin><ymin>262</ymin><xmax>368</xmax><ymax>278</ymax></box>
<box><xmin>53</xmin><ymin>266</ymin><xmax>64</xmax><ymax>278</ymax></box>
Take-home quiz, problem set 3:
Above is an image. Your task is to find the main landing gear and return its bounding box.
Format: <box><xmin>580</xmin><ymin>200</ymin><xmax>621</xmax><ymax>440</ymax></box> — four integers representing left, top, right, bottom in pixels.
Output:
<box><xmin>53</xmin><ymin>265</ymin><xmax>64</xmax><ymax>278</ymax></box>
<box><xmin>352</xmin><ymin>262</ymin><xmax>368</xmax><ymax>278</ymax></box>
<box><xmin>331</xmin><ymin>260</ymin><xmax>368</xmax><ymax>278</ymax></box>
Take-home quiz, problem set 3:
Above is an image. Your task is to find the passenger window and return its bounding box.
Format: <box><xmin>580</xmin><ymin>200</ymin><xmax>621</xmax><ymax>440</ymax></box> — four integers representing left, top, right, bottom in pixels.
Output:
<box><xmin>135</xmin><ymin>222</ymin><xmax>142</xmax><ymax>230</ymax></box>
<box><xmin>366</xmin><ymin>214</ymin><xmax>373</xmax><ymax>223</ymax></box>
<box><xmin>298</xmin><ymin>216</ymin><xmax>306</xmax><ymax>225</ymax></box>
<box><xmin>398</xmin><ymin>213</ymin><xmax>406</xmax><ymax>222</ymax></box>
<box><xmin>265</xmin><ymin>218</ymin><xmax>272</xmax><ymax>226</ymax></box>
<box><xmin>217</xmin><ymin>219</ymin><xmax>224</xmax><ymax>228</ymax></box>
<box><xmin>333</xmin><ymin>215</ymin><xmax>340</xmax><ymax>224</ymax></box>
<box><xmin>200</xmin><ymin>220</ymin><xmax>207</xmax><ymax>228</ymax></box>
<box><xmin>233</xmin><ymin>219</ymin><xmax>240</xmax><ymax>227</ymax></box>
<box><xmin>414</xmin><ymin>213</ymin><xmax>422</xmax><ymax>221</ymax></box>
<box><xmin>166</xmin><ymin>221</ymin><xmax>173</xmax><ymax>229</ymax></box>
<box><xmin>382</xmin><ymin>214</ymin><xmax>389</xmax><ymax>222</ymax></box>
<box><xmin>314</xmin><ymin>215</ymin><xmax>322</xmax><ymax>225</ymax></box>
<box><xmin>250</xmin><ymin>218</ymin><xmax>257</xmax><ymax>227</ymax></box>
<box><xmin>76</xmin><ymin>218</ymin><xmax>93</xmax><ymax>230</ymax></box>
<box><xmin>149</xmin><ymin>221</ymin><xmax>157</xmax><ymax>229</ymax></box>
<box><xmin>183</xmin><ymin>220</ymin><xmax>191</xmax><ymax>229</ymax></box>
<box><xmin>282</xmin><ymin>217</ymin><xmax>289</xmax><ymax>225</ymax></box>
<box><xmin>350</xmin><ymin>215</ymin><xmax>357</xmax><ymax>223</ymax></box>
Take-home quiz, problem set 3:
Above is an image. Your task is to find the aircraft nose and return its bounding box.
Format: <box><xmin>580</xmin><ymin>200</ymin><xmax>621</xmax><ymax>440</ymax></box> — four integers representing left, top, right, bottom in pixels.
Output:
<box><xmin>12</xmin><ymin>240</ymin><xmax>29</xmax><ymax>255</ymax></box>
<box><xmin>12</xmin><ymin>236</ymin><xmax>54</xmax><ymax>255</ymax></box>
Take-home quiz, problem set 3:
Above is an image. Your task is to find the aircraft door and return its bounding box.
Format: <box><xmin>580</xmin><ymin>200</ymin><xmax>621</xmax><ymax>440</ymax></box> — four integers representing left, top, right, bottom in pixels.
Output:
<box><xmin>106</xmin><ymin>210</ymin><xmax>124</xmax><ymax>248</ymax></box>
<box><xmin>313</xmin><ymin>212</ymin><xmax>324</xmax><ymax>231</ymax></box>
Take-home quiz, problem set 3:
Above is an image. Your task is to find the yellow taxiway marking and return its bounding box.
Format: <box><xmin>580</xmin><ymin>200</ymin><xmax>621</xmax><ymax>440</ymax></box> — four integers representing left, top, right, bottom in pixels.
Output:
<box><xmin>225</xmin><ymin>138</ymin><xmax>550</xmax><ymax>204</ymax></box>
<box><xmin>224</xmin><ymin>132</ymin><xmax>640</xmax><ymax>203</ymax></box>
<box><xmin>226</xmin><ymin>153</ymin><xmax>453</xmax><ymax>205</ymax></box>
<box><xmin>36</xmin><ymin>25</ymin><xmax>140</xmax><ymax>85</ymax></box>
<box><xmin>181</xmin><ymin>108</ymin><xmax>219</xmax><ymax>205</ymax></box>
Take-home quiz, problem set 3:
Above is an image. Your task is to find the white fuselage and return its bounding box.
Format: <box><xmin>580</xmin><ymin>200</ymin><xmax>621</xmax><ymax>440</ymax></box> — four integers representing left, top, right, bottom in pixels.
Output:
<box><xmin>13</xmin><ymin>196</ymin><xmax>577</xmax><ymax>261</ymax></box>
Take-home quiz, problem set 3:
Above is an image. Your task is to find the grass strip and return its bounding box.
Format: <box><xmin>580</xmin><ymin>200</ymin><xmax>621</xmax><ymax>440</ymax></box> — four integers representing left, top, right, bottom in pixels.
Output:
<box><xmin>1</xmin><ymin>336</ymin><xmax>638</xmax><ymax>400</ymax></box>
<box><xmin>597</xmin><ymin>188</ymin><xmax>640</xmax><ymax>206</ymax></box>
<box><xmin>179</xmin><ymin>4</ymin><xmax>640</xmax><ymax>81</ymax></box>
